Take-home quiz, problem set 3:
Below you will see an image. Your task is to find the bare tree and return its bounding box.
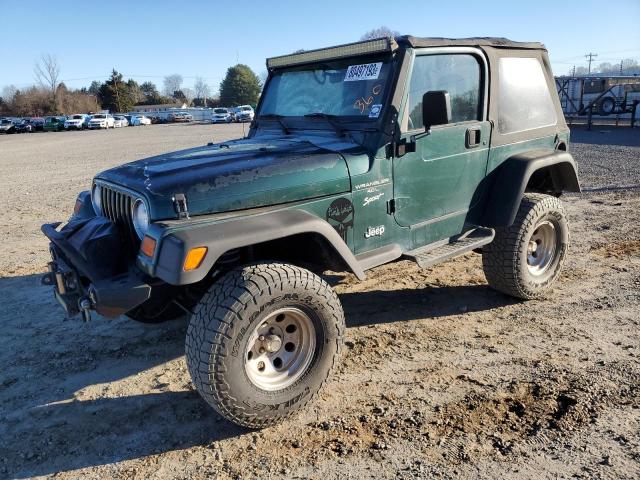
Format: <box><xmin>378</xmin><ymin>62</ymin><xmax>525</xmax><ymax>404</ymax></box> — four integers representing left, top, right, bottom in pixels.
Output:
<box><xmin>34</xmin><ymin>54</ymin><xmax>61</xmax><ymax>110</ymax></box>
<box><xmin>193</xmin><ymin>77</ymin><xmax>210</xmax><ymax>100</ymax></box>
<box><xmin>360</xmin><ymin>26</ymin><xmax>400</xmax><ymax>41</ymax></box>
<box><xmin>182</xmin><ymin>88</ymin><xmax>195</xmax><ymax>105</ymax></box>
<box><xmin>2</xmin><ymin>85</ymin><xmax>18</xmax><ymax>103</ymax></box>
<box><xmin>163</xmin><ymin>74</ymin><xmax>183</xmax><ymax>97</ymax></box>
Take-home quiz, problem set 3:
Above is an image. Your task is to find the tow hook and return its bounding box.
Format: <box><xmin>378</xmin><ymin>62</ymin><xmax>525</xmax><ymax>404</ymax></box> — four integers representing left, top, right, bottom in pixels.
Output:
<box><xmin>79</xmin><ymin>298</ymin><xmax>92</xmax><ymax>322</ymax></box>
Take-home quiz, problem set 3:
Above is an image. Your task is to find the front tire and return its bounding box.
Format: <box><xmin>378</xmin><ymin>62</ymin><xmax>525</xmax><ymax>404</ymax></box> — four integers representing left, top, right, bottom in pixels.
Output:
<box><xmin>482</xmin><ymin>193</ymin><xmax>569</xmax><ymax>299</ymax></box>
<box><xmin>185</xmin><ymin>263</ymin><xmax>345</xmax><ymax>428</ymax></box>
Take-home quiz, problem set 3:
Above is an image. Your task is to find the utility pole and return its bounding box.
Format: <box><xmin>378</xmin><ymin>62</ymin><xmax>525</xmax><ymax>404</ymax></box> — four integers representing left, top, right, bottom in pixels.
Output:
<box><xmin>585</xmin><ymin>52</ymin><xmax>598</xmax><ymax>74</ymax></box>
<box><xmin>572</xmin><ymin>65</ymin><xmax>576</xmax><ymax>77</ymax></box>
<box><xmin>620</xmin><ymin>60</ymin><xmax>624</xmax><ymax>75</ymax></box>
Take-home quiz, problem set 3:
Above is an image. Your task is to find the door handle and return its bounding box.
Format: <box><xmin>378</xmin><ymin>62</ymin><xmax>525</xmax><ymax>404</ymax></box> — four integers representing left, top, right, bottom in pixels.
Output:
<box><xmin>466</xmin><ymin>127</ymin><xmax>481</xmax><ymax>148</ymax></box>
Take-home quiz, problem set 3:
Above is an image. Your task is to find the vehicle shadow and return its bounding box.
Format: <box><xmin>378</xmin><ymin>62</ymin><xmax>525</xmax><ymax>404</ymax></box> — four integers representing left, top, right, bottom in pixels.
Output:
<box><xmin>340</xmin><ymin>284</ymin><xmax>518</xmax><ymax>328</ymax></box>
<box><xmin>2</xmin><ymin>273</ymin><xmax>517</xmax><ymax>477</ymax></box>
<box><xmin>6</xmin><ymin>391</ymin><xmax>247</xmax><ymax>478</ymax></box>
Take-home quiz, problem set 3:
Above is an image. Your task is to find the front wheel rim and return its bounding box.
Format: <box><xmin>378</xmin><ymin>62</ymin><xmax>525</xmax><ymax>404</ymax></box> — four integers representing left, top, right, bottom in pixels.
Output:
<box><xmin>526</xmin><ymin>220</ymin><xmax>557</xmax><ymax>276</ymax></box>
<box><xmin>244</xmin><ymin>307</ymin><xmax>316</xmax><ymax>391</ymax></box>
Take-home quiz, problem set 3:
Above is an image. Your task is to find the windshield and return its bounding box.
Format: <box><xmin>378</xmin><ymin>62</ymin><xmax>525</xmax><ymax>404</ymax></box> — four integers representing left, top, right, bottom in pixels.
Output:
<box><xmin>93</xmin><ymin>115</ymin><xmax>105</xmax><ymax>119</ymax></box>
<box><xmin>241</xmin><ymin>106</ymin><xmax>252</xmax><ymax>111</ymax></box>
<box><xmin>259</xmin><ymin>56</ymin><xmax>392</xmax><ymax>118</ymax></box>
<box><xmin>72</xmin><ymin>115</ymin><xmax>83</xmax><ymax>119</ymax></box>
<box><xmin>1</xmin><ymin>119</ymin><xmax>11</xmax><ymax>124</ymax></box>
<box><xmin>214</xmin><ymin>108</ymin><xmax>227</xmax><ymax>113</ymax></box>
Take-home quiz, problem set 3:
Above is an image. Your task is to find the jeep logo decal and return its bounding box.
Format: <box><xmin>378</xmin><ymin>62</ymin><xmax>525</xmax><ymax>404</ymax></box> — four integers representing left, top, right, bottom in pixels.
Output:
<box><xmin>326</xmin><ymin>198</ymin><xmax>354</xmax><ymax>242</ymax></box>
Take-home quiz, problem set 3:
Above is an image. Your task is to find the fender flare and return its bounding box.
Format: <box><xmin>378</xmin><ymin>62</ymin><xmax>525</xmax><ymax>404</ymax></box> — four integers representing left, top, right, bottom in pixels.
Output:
<box><xmin>144</xmin><ymin>209</ymin><xmax>365</xmax><ymax>285</ymax></box>
<box><xmin>481</xmin><ymin>149</ymin><xmax>581</xmax><ymax>227</ymax></box>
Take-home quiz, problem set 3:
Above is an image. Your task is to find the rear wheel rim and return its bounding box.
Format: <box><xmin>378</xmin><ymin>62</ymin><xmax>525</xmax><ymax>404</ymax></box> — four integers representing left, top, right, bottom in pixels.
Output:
<box><xmin>526</xmin><ymin>220</ymin><xmax>557</xmax><ymax>276</ymax></box>
<box><xmin>244</xmin><ymin>307</ymin><xmax>316</xmax><ymax>391</ymax></box>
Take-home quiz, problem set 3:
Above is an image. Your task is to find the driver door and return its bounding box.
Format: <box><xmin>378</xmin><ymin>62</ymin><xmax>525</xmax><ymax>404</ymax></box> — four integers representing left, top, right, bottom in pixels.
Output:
<box><xmin>393</xmin><ymin>50</ymin><xmax>490</xmax><ymax>231</ymax></box>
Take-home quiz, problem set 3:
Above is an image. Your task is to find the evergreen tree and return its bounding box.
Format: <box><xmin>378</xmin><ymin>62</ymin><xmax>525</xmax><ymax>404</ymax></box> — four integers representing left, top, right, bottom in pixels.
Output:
<box><xmin>98</xmin><ymin>70</ymin><xmax>135</xmax><ymax>112</ymax></box>
<box><xmin>219</xmin><ymin>64</ymin><xmax>261</xmax><ymax>106</ymax></box>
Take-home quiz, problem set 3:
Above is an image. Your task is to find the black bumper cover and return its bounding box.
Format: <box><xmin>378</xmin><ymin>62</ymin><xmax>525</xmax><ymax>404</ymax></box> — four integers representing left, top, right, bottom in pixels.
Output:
<box><xmin>41</xmin><ymin>219</ymin><xmax>151</xmax><ymax>319</ymax></box>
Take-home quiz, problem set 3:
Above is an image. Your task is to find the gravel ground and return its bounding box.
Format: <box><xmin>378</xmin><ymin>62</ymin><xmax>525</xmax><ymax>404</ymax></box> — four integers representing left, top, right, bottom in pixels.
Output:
<box><xmin>570</xmin><ymin>127</ymin><xmax>640</xmax><ymax>190</ymax></box>
<box><xmin>0</xmin><ymin>124</ymin><xmax>638</xmax><ymax>479</ymax></box>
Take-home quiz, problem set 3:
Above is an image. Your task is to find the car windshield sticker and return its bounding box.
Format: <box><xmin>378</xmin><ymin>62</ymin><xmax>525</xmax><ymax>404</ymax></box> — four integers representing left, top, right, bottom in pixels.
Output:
<box><xmin>369</xmin><ymin>104</ymin><xmax>382</xmax><ymax>118</ymax></box>
<box><xmin>344</xmin><ymin>62</ymin><xmax>382</xmax><ymax>82</ymax></box>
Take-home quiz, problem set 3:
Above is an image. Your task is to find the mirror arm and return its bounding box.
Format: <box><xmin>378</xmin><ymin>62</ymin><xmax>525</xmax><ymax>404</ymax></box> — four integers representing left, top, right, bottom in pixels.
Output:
<box><xmin>395</xmin><ymin>127</ymin><xmax>431</xmax><ymax>158</ymax></box>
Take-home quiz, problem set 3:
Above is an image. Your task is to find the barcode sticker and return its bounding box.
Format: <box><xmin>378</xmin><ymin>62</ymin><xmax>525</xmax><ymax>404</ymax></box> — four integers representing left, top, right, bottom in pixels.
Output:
<box><xmin>344</xmin><ymin>62</ymin><xmax>382</xmax><ymax>82</ymax></box>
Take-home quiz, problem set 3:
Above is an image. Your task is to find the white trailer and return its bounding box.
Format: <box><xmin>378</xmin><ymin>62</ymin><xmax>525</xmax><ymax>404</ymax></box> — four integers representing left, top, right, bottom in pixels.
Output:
<box><xmin>556</xmin><ymin>75</ymin><xmax>640</xmax><ymax>117</ymax></box>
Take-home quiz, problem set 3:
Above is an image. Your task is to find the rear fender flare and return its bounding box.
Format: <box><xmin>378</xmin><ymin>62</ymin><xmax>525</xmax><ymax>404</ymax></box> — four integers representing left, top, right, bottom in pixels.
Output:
<box><xmin>481</xmin><ymin>149</ymin><xmax>580</xmax><ymax>227</ymax></box>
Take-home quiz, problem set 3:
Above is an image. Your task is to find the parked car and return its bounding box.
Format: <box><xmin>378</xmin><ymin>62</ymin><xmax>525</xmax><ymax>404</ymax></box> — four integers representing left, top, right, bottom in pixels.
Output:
<box><xmin>88</xmin><ymin>114</ymin><xmax>115</xmax><ymax>129</ymax></box>
<box><xmin>0</xmin><ymin>118</ymin><xmax>18</xmax><ymax>133</ymax></box>
<box><xmin>30</xmin><ymin>117</ymin><xmax>45</xmax><ymax>131</ymax></box>
<box><xmin>43</xmin><ymin>116</ymin><xmax>66</xmax><ymax>132</ymax></box>
<box><xmin>150</xmin><ymin>115</ymin><xmax>168</xmax><ymax>124</ymax></box>
<box><xmin>211</xmin><ymin>108</ymin><xmax>232</xmax><ymax>123</ymax></box>
<box><xmin>234</xmin><ymin>105</ymin><xmax>255</xmax><ymax>122</ymax></box>
<box><xmin>113</xmin><ymin>115</ymin><xmax>129</xmax><ymax>128</ymax></box>
<box><xmin>64</xmin><ymin>114</ymin><xmax>90</xmax><ymax>130</ymax></box>
<box><xmin>123</xmin><ymin>115</ymin><xmax>139</xmax><ymax>126</ymax></box>
<box><xmin>40</xmin><ymin>36</ymin><xmax>580</xmax><ymax>429</ymax></box>
<box><xmin>168</xmin><ymin>112</ymin><xmax>193</xmax><ymax>122</ymax></box>
<box><xmin>15</xmin><ymin>119</ymin><xmax>35</xmax><ymax>133</ymax></box>
<box><xmin>136</xmin><ymin>115</ymin><xmax>151</xmax><ymax>125</ymax></box>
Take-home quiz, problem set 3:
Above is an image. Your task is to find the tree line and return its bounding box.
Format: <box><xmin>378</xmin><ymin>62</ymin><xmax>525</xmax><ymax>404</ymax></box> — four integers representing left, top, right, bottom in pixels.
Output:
<box><xmin>0</xmin><ymin>54</ymin><xmax>262</xmax><ymax>116</ymax></box>
<box><xmin>566</xmin><ymin>58</ymin><xmax>640</xmax><ymax>77</ymax></box>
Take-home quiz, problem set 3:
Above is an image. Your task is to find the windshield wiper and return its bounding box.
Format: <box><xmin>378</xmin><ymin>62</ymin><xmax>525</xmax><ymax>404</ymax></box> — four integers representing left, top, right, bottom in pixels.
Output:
<box><xmin>303</xmin><ymin>112</ymin><xmax>345</xmax><ymax>137</ymax></box>
<box><xmin>258</xmin><ymin>114</ymin><xmax>290</xmax><ymax>135</ymax></box>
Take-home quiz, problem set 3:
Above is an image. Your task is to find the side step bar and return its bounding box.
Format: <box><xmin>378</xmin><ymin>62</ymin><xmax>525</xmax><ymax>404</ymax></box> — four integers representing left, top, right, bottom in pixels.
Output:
<box><xmin>404</xmin><ymin>227</ymin><xmax>495</xmax><ymax>269</ymax></box>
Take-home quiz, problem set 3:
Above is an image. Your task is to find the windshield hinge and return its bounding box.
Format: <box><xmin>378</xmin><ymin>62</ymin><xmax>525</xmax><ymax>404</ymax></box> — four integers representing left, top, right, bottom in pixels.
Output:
<box><xmin>172</xmin><ymin>193</ymin><xmax>190</xmax><ymax>219</ymax></box>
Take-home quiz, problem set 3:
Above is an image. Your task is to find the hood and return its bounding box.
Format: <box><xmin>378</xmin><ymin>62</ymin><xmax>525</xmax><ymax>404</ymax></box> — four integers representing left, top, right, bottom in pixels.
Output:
<box><xmin>96</xmin><ymin>137</ymin><xmax>352</xmax><ymax>220</ymax></box>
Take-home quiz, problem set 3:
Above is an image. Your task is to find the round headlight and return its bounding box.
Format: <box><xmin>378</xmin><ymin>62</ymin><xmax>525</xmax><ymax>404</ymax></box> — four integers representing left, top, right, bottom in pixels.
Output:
<box><xmin>91</xmin><ymin>184</ymin><xmax>102</xmax><ymax>215</ymax></box>
<box><xmin>132</xmin><ymin>199</ymin><xmax>150</xmax><ymax>239</ymax></box>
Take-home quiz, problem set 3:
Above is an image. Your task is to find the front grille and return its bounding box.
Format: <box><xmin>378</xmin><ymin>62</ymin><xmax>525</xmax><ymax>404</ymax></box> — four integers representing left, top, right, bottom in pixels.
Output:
<box><xmin>99</xmin><ymin>184</ymin><xmax>139</xmax><ymax>249</ymax></box>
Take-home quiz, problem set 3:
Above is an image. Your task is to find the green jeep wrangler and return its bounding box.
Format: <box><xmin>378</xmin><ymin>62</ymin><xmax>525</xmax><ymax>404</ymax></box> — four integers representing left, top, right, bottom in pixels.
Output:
<box><xmin>42</xmin><ymin>36</ymin><xmax>580</xmax><ymax>428</ymax></box>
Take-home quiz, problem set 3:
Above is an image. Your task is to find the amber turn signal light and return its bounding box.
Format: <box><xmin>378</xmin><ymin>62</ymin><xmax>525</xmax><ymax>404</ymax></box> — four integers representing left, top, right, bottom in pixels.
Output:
<box><xmin>140</xmin><ymin>236</ymin><xmax>156</xmax><ymax>257</ymax></box>
<box><xmin>73</xmin><ymin>199</ymin><xmax>83</xmax><ymax>214</ymax></box>
<box><xmin>184</xmin><ymin>246</ymin><xmax>207</xmax><ymax>271</ymax></box>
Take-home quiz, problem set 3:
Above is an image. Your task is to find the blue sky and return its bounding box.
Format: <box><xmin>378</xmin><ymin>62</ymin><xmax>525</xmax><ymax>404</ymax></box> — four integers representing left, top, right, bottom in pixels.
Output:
<box><xmin>1</xmin><ymin>0</ymin><xmax>639</xmax><ymax>94</ymax></box>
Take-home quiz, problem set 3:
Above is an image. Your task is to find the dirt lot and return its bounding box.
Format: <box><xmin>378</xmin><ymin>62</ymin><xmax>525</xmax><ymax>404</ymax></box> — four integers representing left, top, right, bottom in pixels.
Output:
<box><xmin>1</xmin><ymin>124</ymin><xmax>639</xmax><ymax>479</ymax></box>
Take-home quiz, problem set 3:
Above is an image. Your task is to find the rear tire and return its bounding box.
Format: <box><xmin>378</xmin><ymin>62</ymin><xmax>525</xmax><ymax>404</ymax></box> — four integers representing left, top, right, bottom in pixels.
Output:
<box><xmin>185</xmin><ymin>262</ymin><xmax>345</xmax><ymax>428</ymax></box>
<box><xmin>482</xmin><ymin>193</ymin><xmax>569</xmax><ymax>299</ymax></box>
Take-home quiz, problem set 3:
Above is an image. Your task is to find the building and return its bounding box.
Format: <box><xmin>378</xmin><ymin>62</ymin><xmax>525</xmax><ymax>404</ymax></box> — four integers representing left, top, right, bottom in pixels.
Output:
<box><xmin>130</xmin><ymin>103</ymin><xmax>215</xmax><ymax>122</ymax></box>
<box><xmin>131</xmin><ymin>103</ymin><xmax>188</xmax><ymax>114</ymax></box>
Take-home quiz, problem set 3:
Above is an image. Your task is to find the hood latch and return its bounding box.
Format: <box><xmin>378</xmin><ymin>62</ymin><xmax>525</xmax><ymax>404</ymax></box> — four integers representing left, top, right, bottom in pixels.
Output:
<box><xmin>172</xmin><ymin>193</ymin><xmax>190</xmax><ymax>219</ymax></box>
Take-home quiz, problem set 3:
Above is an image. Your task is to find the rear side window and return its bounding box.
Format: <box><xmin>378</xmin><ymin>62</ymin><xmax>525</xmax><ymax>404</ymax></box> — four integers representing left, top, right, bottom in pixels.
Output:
<box><xmin>405</xmin><ymin>54</ymin><xmax>482</xmax><ymax>130</ymax></box>
<box><xmin>498</xmin><ymin>57</ymin><xmax>557</xmax><ymax>134</ymax></box>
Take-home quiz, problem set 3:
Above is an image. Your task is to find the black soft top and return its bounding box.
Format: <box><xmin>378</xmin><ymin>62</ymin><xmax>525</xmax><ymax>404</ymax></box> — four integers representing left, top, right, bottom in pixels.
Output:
<box><xmin>397</xmin><ymin>35</ymin><xmax>545</xmax><ymax>51</ymax></box>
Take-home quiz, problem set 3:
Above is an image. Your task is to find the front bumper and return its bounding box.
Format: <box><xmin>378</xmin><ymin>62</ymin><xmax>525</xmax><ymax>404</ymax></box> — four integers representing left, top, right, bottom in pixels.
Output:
<box><xmin>41</xmin><ymin>221</ymin><xmax>151</xmax><ymax>320</ymax></box>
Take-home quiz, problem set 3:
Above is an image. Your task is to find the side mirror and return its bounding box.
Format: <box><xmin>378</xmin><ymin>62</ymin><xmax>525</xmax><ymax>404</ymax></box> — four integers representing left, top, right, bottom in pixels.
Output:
<box><xmin>422</xmin><ymin>90</ymin><xmax>451</xmax><ymax>130</ymax></box>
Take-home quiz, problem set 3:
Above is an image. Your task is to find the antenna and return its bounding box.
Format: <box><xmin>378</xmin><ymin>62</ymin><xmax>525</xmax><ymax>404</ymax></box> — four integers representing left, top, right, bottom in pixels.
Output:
<box><xmin>585</xmin><ymin>52</ymin><xmax>598</xmax><ymax>74</ymax></box>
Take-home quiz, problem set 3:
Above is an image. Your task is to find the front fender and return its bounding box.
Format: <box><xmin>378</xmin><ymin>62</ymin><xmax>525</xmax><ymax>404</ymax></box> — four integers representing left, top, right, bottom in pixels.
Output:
<box><xmin>138</xmin><ymin>209</ymin><xmax>365</xmax><ymax>285</ymax></box>
<box><xmin>481</xmin><ymin>149</ymin><xmax>580</xmax><ymax>227</ymax></box>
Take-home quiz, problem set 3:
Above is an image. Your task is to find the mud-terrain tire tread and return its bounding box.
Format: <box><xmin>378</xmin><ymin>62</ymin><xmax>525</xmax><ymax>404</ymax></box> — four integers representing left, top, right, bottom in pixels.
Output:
<box><xmin>482</xmin><ymin>193</ymin><xmax>569</xmax><ymax>300</ymax></box>
<box><xmin>185</xmin><ymin>262</ymin><xmax>344</xmax><ymax>429</ymax></box>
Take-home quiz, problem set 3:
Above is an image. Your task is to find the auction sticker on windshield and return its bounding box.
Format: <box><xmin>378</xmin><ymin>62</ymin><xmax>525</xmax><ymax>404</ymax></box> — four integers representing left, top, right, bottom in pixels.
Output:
<box><xmin>344</xmin><ymin>62</ymin><xmax>382</xmax><ymax>81</ymax></box>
